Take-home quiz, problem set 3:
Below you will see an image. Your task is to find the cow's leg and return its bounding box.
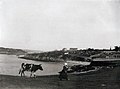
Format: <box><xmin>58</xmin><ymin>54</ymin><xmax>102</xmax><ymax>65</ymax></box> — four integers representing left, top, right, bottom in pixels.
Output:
<box><xmin>30</xmin><ymin>72</ymin><xmax>33</xmax><ymax>77</ymax></box>
<box><xmin>23</xmin><ymin>71</ymin><xmax>25</xmax><ymax>76</ymax></box>
<box><xmin>33</xmin><ymin>72</ymin><xmax>36</xmax><ymax>78</ymax></box>
<box><xmin>21</xmin><ymin>71</ymin><xmax>23</xmax><ymax>77</ymax></box>
<box><xmin>20</xmin><ymin>69</ymin><xmax>23</xmax><ymax>77</ymax></box>
<box><xmin>19</xmin><ymin>69</ymin><xmax>21</xmax><ymax>74</ymax></box>
<box><xmin>21</xmin><ymin>70</ymin><xmax>25</xmax><ymax>77</ymax></box>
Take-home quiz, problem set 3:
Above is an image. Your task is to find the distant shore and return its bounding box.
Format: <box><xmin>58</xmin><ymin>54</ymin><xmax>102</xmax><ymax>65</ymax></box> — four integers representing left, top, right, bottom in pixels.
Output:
<box><xmin>0</xmin><ymin>67</ymin><xmax>120</xmax><ymax>89</ymax></box>
<box><xmin>1</xmin><ymin>47</ymin><xmax>120</xmax><ymax>62</ymax></box>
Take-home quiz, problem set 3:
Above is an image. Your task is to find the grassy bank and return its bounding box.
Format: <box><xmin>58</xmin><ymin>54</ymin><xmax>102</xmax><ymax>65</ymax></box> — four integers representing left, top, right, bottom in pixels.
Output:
<box><xmin>0</xmin><ymin>67</ymin><xmax>120</xmax><ymax>89</ymax></box>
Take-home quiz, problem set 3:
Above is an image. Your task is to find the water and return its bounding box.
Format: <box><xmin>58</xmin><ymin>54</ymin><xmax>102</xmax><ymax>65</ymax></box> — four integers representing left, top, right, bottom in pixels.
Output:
<box><xmin>0</xmin><ymin>54</ymin><xmax>64</xmax><ymax>76</ymax></box>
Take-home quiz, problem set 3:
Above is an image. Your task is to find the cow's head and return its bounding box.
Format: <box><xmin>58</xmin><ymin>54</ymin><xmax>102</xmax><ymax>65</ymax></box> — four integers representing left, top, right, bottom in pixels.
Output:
<box><xmin>39</xmin><ymin>64</ymin><xmax>43</xmax><ymax>71</ymax></box>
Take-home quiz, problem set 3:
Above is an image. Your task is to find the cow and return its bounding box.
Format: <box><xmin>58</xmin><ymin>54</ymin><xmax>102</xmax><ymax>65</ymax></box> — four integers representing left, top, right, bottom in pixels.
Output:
<box><xmin>19</xmin><ymin>63</ymin><xmax>43</xmax><ymax>77</ymax></box>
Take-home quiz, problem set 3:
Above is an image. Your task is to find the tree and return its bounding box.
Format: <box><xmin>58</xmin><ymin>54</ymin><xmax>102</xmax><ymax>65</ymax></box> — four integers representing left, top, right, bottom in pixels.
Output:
<box><xmin>114</xmin><ymin>46</ymin><xmax>120</xmax><ymax>51</ymax></box>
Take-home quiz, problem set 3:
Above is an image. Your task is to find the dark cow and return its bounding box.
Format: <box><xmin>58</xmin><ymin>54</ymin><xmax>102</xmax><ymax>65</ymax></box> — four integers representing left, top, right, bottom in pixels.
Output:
<box><xmin>19</xmin><ymin>63</ymin><xmax>43</xmax><ymax>77</ymax></box>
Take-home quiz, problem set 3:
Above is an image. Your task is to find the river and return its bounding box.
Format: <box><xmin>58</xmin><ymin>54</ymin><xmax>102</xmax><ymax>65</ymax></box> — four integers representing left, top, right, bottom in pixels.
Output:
<box><xmin>0</xmin><ymin>54</ymin><xmax>64</xmax><ymax>76</ymax></box>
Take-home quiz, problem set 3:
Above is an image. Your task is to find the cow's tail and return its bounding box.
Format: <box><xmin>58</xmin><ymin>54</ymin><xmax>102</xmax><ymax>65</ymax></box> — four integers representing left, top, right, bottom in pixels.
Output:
<box><xmin>19</xmin><ymin>68</ymin><xmax>22</xmax><ymax>74</ymax></box>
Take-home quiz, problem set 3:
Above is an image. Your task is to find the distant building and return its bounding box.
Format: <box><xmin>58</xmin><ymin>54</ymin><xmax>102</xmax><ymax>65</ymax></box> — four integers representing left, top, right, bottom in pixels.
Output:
<box><xmin>69</xmin><ymin>48</ymin><xmax>78</xmax><ymax>52</ymax></box>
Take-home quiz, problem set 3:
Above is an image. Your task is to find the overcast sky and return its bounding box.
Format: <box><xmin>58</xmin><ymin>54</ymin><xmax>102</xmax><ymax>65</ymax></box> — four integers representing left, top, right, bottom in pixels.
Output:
<box><xmin>0</xmin><ymin>0</ymin><xmax>120</xmax><ymax>51</ymax></box>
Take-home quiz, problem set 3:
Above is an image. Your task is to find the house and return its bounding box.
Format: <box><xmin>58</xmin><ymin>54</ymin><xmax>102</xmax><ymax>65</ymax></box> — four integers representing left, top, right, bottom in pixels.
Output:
<box><xmin>69</xmin><ymin>48</ymin><xmax>78</xmax><ymax>52</ymax></box>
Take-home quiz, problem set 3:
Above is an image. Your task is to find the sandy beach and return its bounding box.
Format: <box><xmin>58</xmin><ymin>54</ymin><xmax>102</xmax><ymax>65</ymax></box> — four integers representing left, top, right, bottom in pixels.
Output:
<box><xmin>0</xmin><ymin>66</ymin><xmax>120</xmax><ymax>89</ymax></box>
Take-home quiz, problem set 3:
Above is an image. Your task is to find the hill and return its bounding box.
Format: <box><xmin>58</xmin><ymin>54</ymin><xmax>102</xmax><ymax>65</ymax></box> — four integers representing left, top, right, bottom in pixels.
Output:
<box><xmin>19</xmin><ymin>50</ymin><xmax>101</xmax><ymax>62</ymax></box>
<box><xmin>0</xmin><ymin>47</ymin><xmax>27</xmax><ymax>55</ymax></box>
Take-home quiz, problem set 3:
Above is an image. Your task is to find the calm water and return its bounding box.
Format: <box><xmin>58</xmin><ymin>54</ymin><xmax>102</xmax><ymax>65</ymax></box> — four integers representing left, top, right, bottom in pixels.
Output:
<box><xmin>0</xmin><ymin>54</ymin><xmax>64</xmax><ymax>76</ymax></box>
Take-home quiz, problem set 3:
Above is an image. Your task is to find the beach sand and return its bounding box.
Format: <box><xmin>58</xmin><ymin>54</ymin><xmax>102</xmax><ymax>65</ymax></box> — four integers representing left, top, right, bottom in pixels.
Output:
<box><xmin>0</xmin><ymin>67</ymin><xmax>120</xmax><ymax>89</ymax></box>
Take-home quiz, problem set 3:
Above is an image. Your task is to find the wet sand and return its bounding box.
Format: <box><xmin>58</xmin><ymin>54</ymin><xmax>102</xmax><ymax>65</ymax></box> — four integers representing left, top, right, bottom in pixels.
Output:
<box><xmin>0</xmin><ymin>67</ymin><xmax>120</xmax><ymax>89</ymax></box>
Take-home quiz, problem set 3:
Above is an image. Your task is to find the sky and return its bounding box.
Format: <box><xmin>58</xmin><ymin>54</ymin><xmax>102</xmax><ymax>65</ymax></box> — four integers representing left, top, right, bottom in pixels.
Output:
<box><xmin>0</xmin><ymin>0</ymin><xmax>120</xmax><ymax>51</ymax></box>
